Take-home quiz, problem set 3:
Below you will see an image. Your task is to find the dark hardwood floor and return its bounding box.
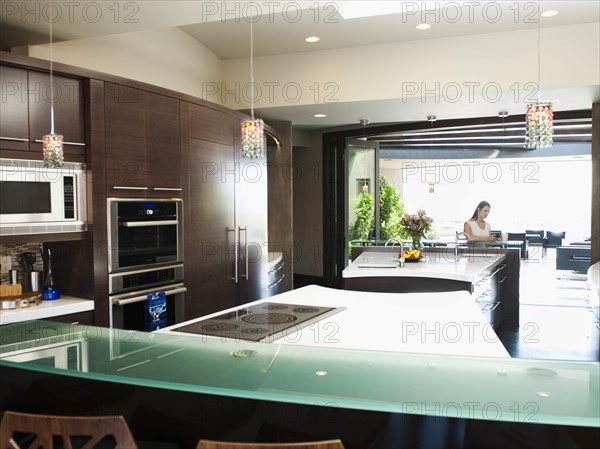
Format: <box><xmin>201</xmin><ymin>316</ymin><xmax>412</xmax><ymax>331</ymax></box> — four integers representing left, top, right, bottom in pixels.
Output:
<box><xmin>498</xmin><ymin>248</ymin><xmax>599</xmax><ymax>361</ymax></box>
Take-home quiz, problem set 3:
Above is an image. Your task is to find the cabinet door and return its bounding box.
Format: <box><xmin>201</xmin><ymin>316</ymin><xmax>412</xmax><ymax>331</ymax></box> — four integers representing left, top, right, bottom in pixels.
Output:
<box><xmin>147</xmin><ymin>93</ymin><xmax>182</xmax><ymax>196</ymax></box>
<box><xmin>104</xmin><ymin>83</ymin><xmax>147</xmax><ymax>194</ymax></box>
<box><xmin>235</xmin><ymin>118</ymin><xmax>269</xmax><ymax>305</ymax></box>
<box><xmin>28</xmin><ymin>71</ymin><xmax>85</xmax><ymax>159</ymax></box>
<box><xmin>0</xmin><ymin>65</ymin><xmax>29</xmax><ymax>151</ymax></box>
<box><xmin>187</xmin><ymin>137</ymin><xmax>236</xmax><ymax>318</ymax></box>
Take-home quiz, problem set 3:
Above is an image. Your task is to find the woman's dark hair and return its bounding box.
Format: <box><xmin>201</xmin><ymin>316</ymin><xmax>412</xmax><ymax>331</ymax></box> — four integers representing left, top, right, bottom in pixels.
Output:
<box><xmin>470</xmin><ymin>201</ymin><xmax>491</xmax><ymax>220</ymax></box>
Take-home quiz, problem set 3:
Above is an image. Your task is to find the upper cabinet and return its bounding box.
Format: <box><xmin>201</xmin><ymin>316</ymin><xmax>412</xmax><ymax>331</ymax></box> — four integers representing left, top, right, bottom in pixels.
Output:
<box><xmin>0</xmin><ymin>65</ymin><xmax>29</xmax><ymax>151</ymax></box>
<box><xmin>146</xmin><ymin>92</ymin><xmax>182</xmax><ymax>192</ymax></box>
<box><xmin>104</xmin><ymin>83</ymin><xmax>182</xmax><ymax>197</ymax></box>
<box><xmin>0</xmin><ymin>65</ymin><xmax>85</xmax><ymax>160</ymax></box>
<box><xmin>28</xmin><ymin>70</ymin><xmax>85</xmax><ymax>154</ymax></box>
<box><xmin>104</xmin><ymin>83</ymin><xmax>148</xmax><ymax>192</ymax></box>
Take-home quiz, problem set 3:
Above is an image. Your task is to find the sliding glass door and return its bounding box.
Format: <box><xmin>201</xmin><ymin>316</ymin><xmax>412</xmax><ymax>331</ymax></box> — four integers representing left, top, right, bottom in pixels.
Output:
<box><xmin>345</xmin><ymin>138</ymin><xmax>378</xmax><ymax>265</ymax></box>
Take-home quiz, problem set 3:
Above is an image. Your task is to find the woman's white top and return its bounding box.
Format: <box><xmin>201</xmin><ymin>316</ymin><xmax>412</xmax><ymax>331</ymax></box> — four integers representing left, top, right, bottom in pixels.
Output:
<box><xmin>465</xmin><ymin>220</ymin><xmax>490</xmax><ymax>238</ymax></box>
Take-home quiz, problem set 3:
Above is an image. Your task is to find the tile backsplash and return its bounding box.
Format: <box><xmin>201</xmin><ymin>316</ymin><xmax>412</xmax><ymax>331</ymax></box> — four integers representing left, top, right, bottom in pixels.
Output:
<box><xmin>0</xmin><ymin>243</ymin><xmax>44</xmax><ymax>285</ymax></box>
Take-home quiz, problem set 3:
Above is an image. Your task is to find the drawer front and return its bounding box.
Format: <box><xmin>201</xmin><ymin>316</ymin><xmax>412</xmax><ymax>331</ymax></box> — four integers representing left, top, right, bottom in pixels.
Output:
<box><xmin>473</xmin><ymin>262</ymin><xmax>507</xmax><ymax>328</ymax></box>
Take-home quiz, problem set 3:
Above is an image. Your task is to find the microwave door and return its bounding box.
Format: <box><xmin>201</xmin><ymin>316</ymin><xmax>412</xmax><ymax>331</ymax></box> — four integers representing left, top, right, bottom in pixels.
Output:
<box><xmin>1</xmin><ymin>180</ymin><xmax>51</xmax><ymax>222</ymax></box>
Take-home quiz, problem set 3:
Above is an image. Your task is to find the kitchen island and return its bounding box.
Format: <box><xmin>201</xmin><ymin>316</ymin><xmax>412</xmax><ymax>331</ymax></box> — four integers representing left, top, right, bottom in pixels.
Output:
<box><xmin>0</xmin><ymin>308</ymin><xmax>597</xmax><ymax>449</ymax></box>
<box><xmin>345</xmin><ymin>246</ymin><xmax>520</xmax><ymax>331</ymax></box>
<box><xmin>159</xmin><ymin>285</ymin><xmax>509</xmax><ymax>358</ymax></box>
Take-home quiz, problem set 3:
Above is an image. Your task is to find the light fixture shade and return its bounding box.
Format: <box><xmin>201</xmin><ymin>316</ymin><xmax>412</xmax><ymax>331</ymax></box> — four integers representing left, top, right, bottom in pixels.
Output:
<box><xmin>241</xmin><ymin>118</ymin><xmax>265</xmax><ymax>159</ymax></box>
<box><xmin>42</xmin><ymin>132</ymin><xmax>64</xmax><ymax>167</ymax></box>
<box><xmin>525</xmin><ymin>101</ymin><xmax>553</xmax><ymax>148</ymax></box>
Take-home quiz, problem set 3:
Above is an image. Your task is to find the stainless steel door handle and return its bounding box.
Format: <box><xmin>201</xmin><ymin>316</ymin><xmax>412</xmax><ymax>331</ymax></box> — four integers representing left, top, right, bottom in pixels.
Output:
<box><xmin>227</xmin><ymin>227</ymin><xmax>238</xmax><ymax>283</ymax></box>
<box><xmin>112</xmin><ymin>285</ymin><xmax>187</xmax><ymax>306</ymax></box>
<box><xmin>239</xmin><ymin>226</ymin><xmax>248</xmax><ymax>280</ymax></box>
<box><xmin>0</xmin><ymin>136</ymin><xmax>29</xmax><ymax>142</ymax></box>
<box><xmin>121</xmin><ymin>220</ymin><xmax>178</xmax><ymax>227</ymax></box>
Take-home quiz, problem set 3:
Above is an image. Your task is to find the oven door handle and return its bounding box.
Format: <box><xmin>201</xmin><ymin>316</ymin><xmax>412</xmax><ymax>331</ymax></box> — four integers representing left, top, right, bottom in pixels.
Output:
<box><xmin>120</xmin><ymin>220</ymin><xmax>178</xmax><ymax>227</ymax></box>
<box><xmin>113</xmin><ymin>286</ymin><xmax>187</xmax><ymax>306</ymax></box>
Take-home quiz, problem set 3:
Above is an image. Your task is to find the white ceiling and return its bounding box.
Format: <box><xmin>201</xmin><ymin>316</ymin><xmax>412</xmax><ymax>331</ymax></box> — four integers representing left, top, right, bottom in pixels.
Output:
<box><xmin>2</xmin><ymin>1</ymin><xmax>599</xmax><ymax>128</ymax></box>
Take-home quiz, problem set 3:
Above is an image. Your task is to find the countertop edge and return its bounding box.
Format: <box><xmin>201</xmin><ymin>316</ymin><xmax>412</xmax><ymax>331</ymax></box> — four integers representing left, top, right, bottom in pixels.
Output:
<box><xmin>343</xmin><ymin>253</ymin><xmax>506</xmax><ymax>283</ymax></box>
<box><xmin>0</xmin><ymin>296</ymin><xmax>94</xmax><ymax>325</ymax></box>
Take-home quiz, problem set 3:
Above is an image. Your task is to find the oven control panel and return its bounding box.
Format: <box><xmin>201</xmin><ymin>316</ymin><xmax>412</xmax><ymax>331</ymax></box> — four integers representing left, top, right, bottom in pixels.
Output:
<box><xmin>109</xmin><ymin>264</ymin><xmax>184</xmax><ymax>294</ymax></box>
<box><xmin>123</xmin><ymin>268</ymin><xmax>175</xmax><ymax>289</ymax></box>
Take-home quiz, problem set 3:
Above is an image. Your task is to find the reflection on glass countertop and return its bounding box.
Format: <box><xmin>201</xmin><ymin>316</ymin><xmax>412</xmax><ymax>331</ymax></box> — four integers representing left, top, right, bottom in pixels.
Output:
<box><xmin>0</xmin><ymin>320</ymin><xmax>598</xmax><ymax>428</ymax></box>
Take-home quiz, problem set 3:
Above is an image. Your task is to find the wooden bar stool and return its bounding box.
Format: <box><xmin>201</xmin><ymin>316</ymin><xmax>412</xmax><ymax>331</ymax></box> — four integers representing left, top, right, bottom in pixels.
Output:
<box><xmin>0</xmin><ymin>411</ymin><xmax>138</xmax><ymax>449</ymax></box>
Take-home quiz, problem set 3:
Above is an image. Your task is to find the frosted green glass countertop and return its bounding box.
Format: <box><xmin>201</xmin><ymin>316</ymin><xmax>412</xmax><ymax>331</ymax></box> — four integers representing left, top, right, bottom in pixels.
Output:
<box><xmin>1</xmin><ymin>320</ymin><xmax>598</xmax><ymax>428</ymax></box>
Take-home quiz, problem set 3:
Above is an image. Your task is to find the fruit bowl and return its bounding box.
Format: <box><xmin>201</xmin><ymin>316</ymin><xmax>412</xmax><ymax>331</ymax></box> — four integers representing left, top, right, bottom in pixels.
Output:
<box><xmin>401</xmin><ymin>249</ymin><xmax>421</xmax><ymax>259</ymax></box>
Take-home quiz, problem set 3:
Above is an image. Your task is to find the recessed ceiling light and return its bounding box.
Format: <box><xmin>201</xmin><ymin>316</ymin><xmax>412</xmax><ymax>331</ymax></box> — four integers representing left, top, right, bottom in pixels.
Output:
<box><xmin>416</xmin><ymin>23</ymin><xmax>431</xmax><ymax>30</ymax></box>
<box><xmin>314</xmin><ymin>113</ymin><xmax>327</xmax><ymax>118</ymax></box>
<box><xmin>305</xmin><ymin>36</ymin><xmax>320</xmax><ymax>43</ymax></box>
<box><xmin>541</xmin><ymin>10</ymin><xmax>559</xmax><ymax>17</ymax></box>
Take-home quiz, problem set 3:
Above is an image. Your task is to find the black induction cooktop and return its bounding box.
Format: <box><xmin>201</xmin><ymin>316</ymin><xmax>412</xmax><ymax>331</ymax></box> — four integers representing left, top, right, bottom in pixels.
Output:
<box><xmin>172</xmin><ymin>302</ymin><xmax>344</xmax><ymax>342</ymax></box>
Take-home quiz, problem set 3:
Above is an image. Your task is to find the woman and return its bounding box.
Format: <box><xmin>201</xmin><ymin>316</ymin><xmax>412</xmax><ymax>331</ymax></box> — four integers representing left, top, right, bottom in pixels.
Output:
<box><xmin>464</xmin><ymin>201</ymin><xmax>501</xmax><ymax>241</ymax></box>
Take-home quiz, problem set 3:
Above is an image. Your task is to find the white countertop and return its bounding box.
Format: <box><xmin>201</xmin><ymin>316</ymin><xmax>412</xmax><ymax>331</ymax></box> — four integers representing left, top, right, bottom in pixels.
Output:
<box><xmin>0</xmin><ymin>296</ymin><xmax>94</xmax><ymax>325</ymax></box>
<box><xmin>160</xmin><ymin>285</ymin><xmax>510</xmax><ymax>359</ymax></box>
<box><xmin>343</xmin><ymin>251</ymin><xmax>505</xmax><ymax>283</ymax></box>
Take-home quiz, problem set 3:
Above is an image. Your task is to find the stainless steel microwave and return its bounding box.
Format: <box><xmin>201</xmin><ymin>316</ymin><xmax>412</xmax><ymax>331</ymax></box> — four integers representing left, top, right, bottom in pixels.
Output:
<box><xmin>0</xmin><ymin>158</ymin><xmax>87</xmax><ymax>235</ymax></box>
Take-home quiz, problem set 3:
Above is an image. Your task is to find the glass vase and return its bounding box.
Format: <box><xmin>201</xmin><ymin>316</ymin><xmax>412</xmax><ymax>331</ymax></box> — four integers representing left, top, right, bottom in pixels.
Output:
<box><xmin>411</xmin><ymin>235</ymin><xmax>423</xmax><ymax>254</ymax></box>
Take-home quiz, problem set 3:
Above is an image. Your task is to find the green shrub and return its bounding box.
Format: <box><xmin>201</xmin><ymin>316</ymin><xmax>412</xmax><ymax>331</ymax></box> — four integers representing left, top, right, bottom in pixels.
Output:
<box><xmin>379</xmin><ymin>174</ymin><xmax>406</xmax><ymax>240</ymax></box>
<box><xmin>349</xmin><ymin>192</ymin><xmax>374</xmax><ymax>240</ymax></box>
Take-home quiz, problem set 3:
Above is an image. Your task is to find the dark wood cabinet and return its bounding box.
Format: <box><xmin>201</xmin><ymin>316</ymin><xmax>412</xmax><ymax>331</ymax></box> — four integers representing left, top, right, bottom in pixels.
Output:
<box><xmin>184</xmin><ymin>106</ymin><xmax>269</xmax><ymax>319</ymax></box>
<box><xmin>0</xmin><ymin>65</ymin><xmax>29</xmax><ymax>151</ymax></box>
<box><xmin>104</xmin><ymin>83</ymin><xmax>182</xmax><ymax>197</ymax></box>
<box><xmin>188</xmin><ymin>102</ymin><xmax>233</xmax><ymax>146</ymax></box>
<box><xmin>186</xmin><ymin>137</ymin><xmax>237</xmax><ymax>318</ymax></box>
<box><xmin>0</xmin><ymin>65</ymin><xmax>85</xmax><ymax>160</ymax></box>
<box><xmin>104</xmin><ymin>83</ymin><xmax>147</xmax><ymax>193</ymax></box>
<box><xmin>147</xmin><ymin>92</ymin><xmax>181</xmax><ymax>193</ymax></box>
<box><xmin>0</xmin><ymin>54</ymin><xmax>290</xmax><ymax>328</ymax></box>
<box><xmin>28</xmin><ymin>70</ymin><xmax>85</xmax><ymax>157</ymax></box>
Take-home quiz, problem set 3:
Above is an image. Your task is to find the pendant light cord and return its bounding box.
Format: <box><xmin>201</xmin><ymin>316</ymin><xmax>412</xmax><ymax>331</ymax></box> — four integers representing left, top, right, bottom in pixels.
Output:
<box><xmin>537</xmin><ymin>1</ymin><xmax>541</xmax><ymax>102</ymax></box>
<box><xmin>250</xmin><ymin>20</ymin><xmax>255</xmax><ymax>119</ymax></box>
<box><xmin>49</xmin><ymin>5</ymin><xmax>55</xmax><ymax>133</ymax></box>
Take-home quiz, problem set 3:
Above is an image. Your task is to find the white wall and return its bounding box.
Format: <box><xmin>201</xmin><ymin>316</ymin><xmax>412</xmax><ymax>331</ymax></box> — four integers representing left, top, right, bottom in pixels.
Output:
<box><xmin>25</xmin><ymin>27</ymin><xmax>223</xmax><ymax>101</ymax></box>
<box><xmin>23</xmin><ymin>22</ymin><xmax>599</xmax><ymax>116</ymax></box>
<box><xmin>221</xmin><ymin>23</ymin><xmax>600</xmax><ymax>110</ymax></box>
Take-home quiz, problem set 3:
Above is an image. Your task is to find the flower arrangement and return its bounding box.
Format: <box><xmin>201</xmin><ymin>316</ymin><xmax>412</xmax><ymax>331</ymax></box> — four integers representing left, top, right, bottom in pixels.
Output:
<box><xmin>400</xmin><ymin>209</ymin><xmax>433</xmax><ymax>255</ymax></box>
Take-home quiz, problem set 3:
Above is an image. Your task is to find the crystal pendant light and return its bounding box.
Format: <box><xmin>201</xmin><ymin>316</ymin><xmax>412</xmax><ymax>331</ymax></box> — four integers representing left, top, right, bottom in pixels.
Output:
<box><xmin>241</xmin><ymin>117</ymin><xmax>265</xmax><ymax>158</ymax></box>
<box><xmin>525</xmin><ymin>101</ymin><xmax>553</xmax><ymax>148</ymax></box>
<box><xmin>241</xmin><ymin>20</ymin><xmax>265</xmax><ymax>159</ymax></box>
<box><xmin>43</xmin><ymin>9</ymin><xmax>64</xmax><ymax>167</ymax></box>
<box><xmin>525</xmin><ymin>6</ymin><xmax>553</xmax><ymax>149</ymax></box>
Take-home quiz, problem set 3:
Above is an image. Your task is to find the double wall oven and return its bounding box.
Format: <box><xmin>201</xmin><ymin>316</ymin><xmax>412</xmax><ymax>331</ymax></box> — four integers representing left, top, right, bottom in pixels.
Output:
<box><xmin>108</xmin><ymin>199</ymin><xmax>186</xmax><ymax>331</ymax></box>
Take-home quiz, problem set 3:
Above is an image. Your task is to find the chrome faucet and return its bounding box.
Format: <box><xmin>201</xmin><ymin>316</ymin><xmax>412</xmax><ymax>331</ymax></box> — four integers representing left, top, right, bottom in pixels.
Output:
<box><xmin>455</xmin><ymin>232</ymin><xmax>469</xmax><ymax>258</ymax></box>
<box><xmin>384</xmin><ymin>238</ymin><xmax>404</xmax><ymax>267</ymax></box>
